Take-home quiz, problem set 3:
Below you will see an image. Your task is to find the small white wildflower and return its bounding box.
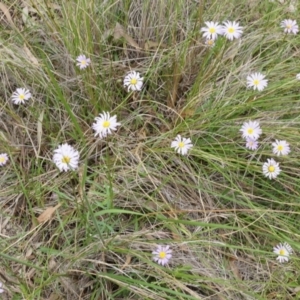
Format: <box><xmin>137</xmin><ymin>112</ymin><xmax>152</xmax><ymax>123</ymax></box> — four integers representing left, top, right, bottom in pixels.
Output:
<box><xmin>76</xmin><ymin>54</ymin><xmax>91</xmax><ymax>69</ymax></box>
<box><xmin>272</xmin><ymin>140</ymin><xmax>290</xmax><ymax>156</ymax></box>
<box><xmin>200</xmin><ymin>21</ymin><xmax>223</xmax><ymax>40</ymax></box>
<box><xmin>273</xmin><ymin>242</ymin><xmax>292</xmax><ymax>263</ymax></box>
<box><xmin>245</xmin><ymin>137</ymin><xmax>258</xmax><ymax>150</ymax></box>
<box><xmin>92</xmin><ymin>112</ymin><xmax>121</xmax><ymax>139</ymax></box>
<box><xmin>0</xmin><ymin>282</ymin><xmax>3</xmax><ymax>293</ymax></box>
<box><xmin>280</xmin><ymin>19</ymin><xmax>298</xmax><ymax>34</ymax></box>
<box><xmin>0</xmin><ymin>153</ymin><xmax>9</xmax><ymax>166</ymax></box>
<box><xmin>11</xmin><ymin>88</ymin><xmax>32</xmax><ymax>105</ymax></box>
<box><xmin>53</xmin><ymin>143</ymin><xmax>80</xmax><ymax>172</ymax></box>
<box><xmin>152</xmin><ymin>245</ymin><xmax>172</xmax><ymax>266</ymax></box>
<box><xmin>247</xmin><ymin>73</ymin><xmax>268</xmax><ymax>91</ymax></box>
<box><xmin>171</xmin><ymin>135</ymin><xmax>193</xmax><ymax>155</ymax></box>
<box><xmin>221</xmin><ymin>21</ymin><xmax>243</xmax><ymax>40</ymax></box>
<box><xmin>240</xmin><ymin>121</ymin><xmax>262</xmax><ymax>140</ymax></box>
<box><xmin>123</xmin><ymin>71</ymin><xmax>143</xmax><ymax>92</ymax></box>
<box><xmin>262</xmin><ymin>158</ymin><xmax>281</xmax><ymax>179</ymax></box>
<box><xmin>296</xmin><ymin>74</ymin><xmax>300</xmax><ymax>80</ymax></box>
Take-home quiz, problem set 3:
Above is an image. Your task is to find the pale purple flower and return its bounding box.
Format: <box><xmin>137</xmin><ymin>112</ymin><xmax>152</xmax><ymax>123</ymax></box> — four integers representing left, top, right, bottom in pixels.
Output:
<box><xmin>280</xmin><ymin>19</ymin><xmax>298</xmax><ymax>34</ymax></box>
<box><xmin>0</xmin><ymin>153</ymin><xmax>9</xmax><ymax>166</ymax></box>
<box><xmin>245</xmin><ymin>137</ymin><xmax>258</xmax><ymax>150</ymax></box>
<box><xmin>76</xmin><ymin>54</ymin><xmax>91</xmax><ymax>69</ymax></box>
<box><xmin>152</xmin><ymin>245</ymin><xmax>172</xmax><ymax>266</ymax></box>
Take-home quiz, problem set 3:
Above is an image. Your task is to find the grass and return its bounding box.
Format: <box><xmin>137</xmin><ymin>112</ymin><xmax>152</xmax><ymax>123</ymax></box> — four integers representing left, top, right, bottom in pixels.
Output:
<box><xmin>1</xmin><ymin>0</ymin><xmax>300</xmax><ymax>299</ymax></box>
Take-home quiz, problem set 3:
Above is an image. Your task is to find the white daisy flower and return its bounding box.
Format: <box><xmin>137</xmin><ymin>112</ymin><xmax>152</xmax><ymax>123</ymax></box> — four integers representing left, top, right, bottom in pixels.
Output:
<box><xmin>240</xmin><ymin>120</ymin><xmax>262</xmax><ymax>140</ymax></box>
<box><xmin>123</xmin><ymin>71</ymin><xmax>143</xmax><ymax>92</ymax></box>
<box><xmin>53</xmin><ymin>143</ymin><xmax>80</xmax><ymax>172</ymax></box>
<box><xmin>152</xmin><ymin>245</ymin><xmax>172</xmax><ymax>266</ymax></box>
<box><xmin>245</xmin><ymin>137</ymin><xmax>258</xmax><ymax>150</ymax></box>
<box><xmin>272</xmin><ymin>140</ymin><xmax>290</xmax><ymax>156</ymax></box>
<box><xmin>280</xmin><ymin>19</ymin><xmax>298</xmax><ymax>34</ymax></box>
<box><xmin>200</xmin><ymin>21</ymin><xmax>223</xmax><ymax>40</ymax></box>
<box><xmin>262</xmin><ymin>158</ymin><xmax>281</xmax><ymax>179</ymax></box>
<box><xmin>246</xmin><ymin>73</ymin><xmax>268</xmax><ymax>91</ymax></box>
<box><xmin>0</xmin><ymin>282</ymin><xmax>3</xmax><ymax>293</ymax></box>
<box><xmin>273</xmin><ymin>242</ymin><xmax>292</xmax><ymax>263</ymax></box>
<box><xmin>171</xmin><ymin>135</ymin><xmax>193</xmax><ymax>155</ymax></box>
<box><xmin>76</xmin><ymin>54</ymin><xmax>91</xmax><ymax>70</ymax></box>
<box><xmin>296</xmin><ymin>73</ymin><xmax>300</xmax><ymax>80</ymax></box>
<box><xmin>11</xmin><ymin>88</ymin><xmax>32</xmax><ymax>105</ymax></box>
<box><xmin>0</xmin><ymin>153</ymin><xmax>9</xmax><ymax>166</ymax></box>
<box><xmin>221</xmin><ymin>21</ymin><xmax>243</xmax><ymax>40</ymax></box>
<box><xmin>92</xmin><ymin>111</ymin><xmax>121</xmax><ymax>139</ymax></box>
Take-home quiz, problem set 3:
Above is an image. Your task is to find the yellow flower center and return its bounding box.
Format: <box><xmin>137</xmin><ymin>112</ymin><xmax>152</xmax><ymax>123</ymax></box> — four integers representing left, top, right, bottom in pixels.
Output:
<box><xmin>62</xmin><ymin>156</ymin><xmax>71</xmax><ymax>164</ymax></box>
<box><xmin>277</xmin><ymin>145</ymin><xmax>283</xmax><ymax>151</ymax></box>
<box><xmin>279</xmin><ymin>249</ymin><xmax>286</xmax><ymax>255</ymax></box>
<box><xmin>209</xmin><ymin>27</ymin><xmax>216</xmax><ymax>33</ymax></box>
<box><xmin>19</xmin><ymin>94</ymin><xmax>25</xmax><ymax>100</ymax></box>
<box><xmin>287</xmin><ymin>24</ymin><xmax>292</xmax><ymax>29</ymax></box>
<box><xmin>81</xmin><ymin>60</ymin><xmax>86</xmax><ymax>66</ymax></box>
<box><xmin>0</xmin><ymin>156</ymin><xmax>5</xmax><ymax>163</ymax></box>
<box><xmin>253</xmin><ymin>79</ymin><xmax>260</xmax><ymax>86</ymax></box>
<box><xmin>268</xmin><ymin>166</ymin><xmax>275</xmax><ymax>173</ymax></box>
<box><xmin>207</xmin><ymin>40</ymin><xmax>214</xmax><ymax>46</ymax></box>
<box><xmin>228</xmin><ymin>27</ymin><xmax>235</xmax><ymax>33</ymax></box>
<box><xmin>130</xmin><ymin>78</ymin><xmax>138</xmax><ymax>85</ymax></box>
<box><xmin>178</xmin><ymin>141</ymin><xmax>185</xmax><ymax>148</ymax></box>
<box><xmin>159</xmin><ymin>251</ymin><xmax>166</xmax><ymax>259</ymax></box>
<box><xmin>103</xmin><ymin>120</ymin><xmax>110</xmax><ymax>128</ymax></box>
<box><xmin>247</xmin><ymin>128</ymin><xmax>254</xmax><ymax>134</ymax></box>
